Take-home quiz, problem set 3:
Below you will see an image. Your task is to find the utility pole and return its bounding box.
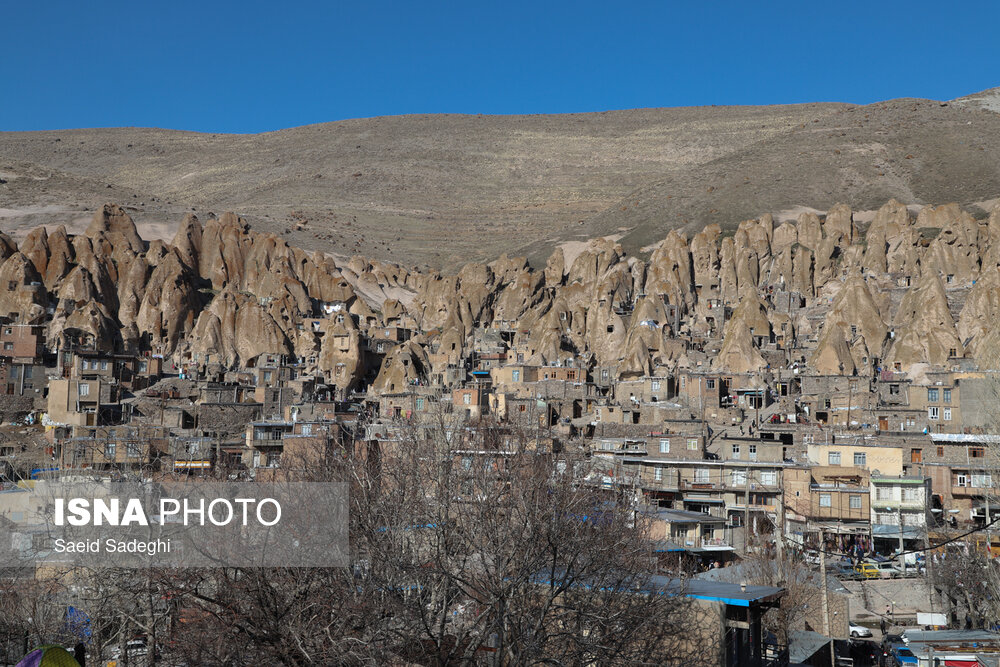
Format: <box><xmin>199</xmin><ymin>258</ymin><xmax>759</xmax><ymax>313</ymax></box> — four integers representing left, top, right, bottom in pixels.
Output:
<box><xmin>820</xmin><ymin>546</ymin><xmax>836</xmax><ymax>665</ymax></box>
<box><xmin>744</xmin><ymin>464</ymin><xmax>751</xmax><ymax>553</ymax></box>
<box><xmin>777</xmin><ymin>468</ymin><xmax>786</xmax><ymax>580</ymax></box>
<box><xmin>897</xmin><ymin>504</ymin><xmax>907</xmax><ymax>577</ymax></box>
<box><xmin>846</xmin><ymin>379</ymin><xmax>853</xmax><ymax>431</ymax></box>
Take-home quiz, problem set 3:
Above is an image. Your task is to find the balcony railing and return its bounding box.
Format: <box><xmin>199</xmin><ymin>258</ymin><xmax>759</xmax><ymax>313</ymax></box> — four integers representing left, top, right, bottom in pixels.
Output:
<box><xmin>701</xmin><ymin>537</ymin><xmax>731</xmax><ymax>549</ymax></box>
<box><xmin>873</xmin><ymin>498</ymin><xmax>925</xmax><ymax>509</ymax></box>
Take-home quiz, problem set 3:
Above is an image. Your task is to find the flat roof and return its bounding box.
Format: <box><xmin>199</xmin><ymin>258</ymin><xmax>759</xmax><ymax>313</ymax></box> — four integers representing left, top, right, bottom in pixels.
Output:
<box><xmin>902</xmin><ymin>629</ymin><xmax>1000</xmax><ymax>644</ymax></box>
<box><xmin>623</xmin><ymin>457</ymin><xmax>783</xmax><ymax>468</ymax></box>
<box><xmin>647</xmin><ymin>508</ymin><xmax>727</xmax><ymax>524</ymax></box>
<box><xmin>530</xmin><ymin>571</ymin><xmax>784</xmax><ymax>607</ymax></box>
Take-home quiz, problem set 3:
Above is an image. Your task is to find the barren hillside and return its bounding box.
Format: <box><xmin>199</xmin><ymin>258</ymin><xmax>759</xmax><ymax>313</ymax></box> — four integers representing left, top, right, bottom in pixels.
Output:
<box><xmin>1</xmin><ymin>89</ymin><xmax>999</xmax><ymax>269</ymax></box>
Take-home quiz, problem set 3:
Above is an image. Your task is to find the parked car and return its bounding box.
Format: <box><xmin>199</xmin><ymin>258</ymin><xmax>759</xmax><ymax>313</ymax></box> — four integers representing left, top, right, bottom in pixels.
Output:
<box><xmin>891</xmin><ymin>645</ymin><xmax>918</xmax><ymax>664</ymax></box>
<box><xmin>832</xmin><ymin>563</ymin><xmax>861</xmax><ymax>579</ymax></box>
<box><xmin>890</xmin><ymin>562</ymin><xmax>924</xmax><ymax>577</ymax></box>
<box><xmin>849</xmin><ymin>622</ymin><xmax>873</xmax><ymax>638</ymax></box>
<box><xmin>867</xmin><ymin>561</ymin><xmax>902</xmax><ymax>578</ymax></box>
<box><xmin>854</xmin><ymin>563</ymin><xmax>881</xmax><ymax>579</ymax></box>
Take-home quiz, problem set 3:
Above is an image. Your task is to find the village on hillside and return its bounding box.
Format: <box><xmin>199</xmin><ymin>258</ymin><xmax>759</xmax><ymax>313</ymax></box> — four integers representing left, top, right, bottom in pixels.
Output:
<box><xmin>5</xmin><ymin>199</ymin><xmax>1000</xmax><ymax>665</ymax></box>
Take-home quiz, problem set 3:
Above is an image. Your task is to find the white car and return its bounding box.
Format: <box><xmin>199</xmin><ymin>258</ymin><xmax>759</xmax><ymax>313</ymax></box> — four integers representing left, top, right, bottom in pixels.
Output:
<box><xmin>849</xmin><ymin>623</ymin><xmax>873</xmax><ymax>638</ymax></box>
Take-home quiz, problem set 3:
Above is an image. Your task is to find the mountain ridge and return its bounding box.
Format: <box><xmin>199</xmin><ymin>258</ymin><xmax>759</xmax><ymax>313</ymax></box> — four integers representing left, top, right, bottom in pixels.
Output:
<box><xmin>1</xmin><ymin>92</ymin><xmax>999</xmax><ymax>270</ymax></box>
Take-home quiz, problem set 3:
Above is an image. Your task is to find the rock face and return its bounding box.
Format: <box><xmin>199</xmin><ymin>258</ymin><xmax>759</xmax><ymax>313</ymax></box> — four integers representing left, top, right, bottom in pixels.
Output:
<box><xmin>1</xmin><ymin>198</ymin><xmax>998</xmax><ymax>390</ymax></box>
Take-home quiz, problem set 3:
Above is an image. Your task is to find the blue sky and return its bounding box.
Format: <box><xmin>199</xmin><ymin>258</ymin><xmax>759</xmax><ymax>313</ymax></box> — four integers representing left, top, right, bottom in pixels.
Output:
<box><xmin>2</xmin><ymin>1</ymin><xmax>998</xmax><ymax>133</ymax></box>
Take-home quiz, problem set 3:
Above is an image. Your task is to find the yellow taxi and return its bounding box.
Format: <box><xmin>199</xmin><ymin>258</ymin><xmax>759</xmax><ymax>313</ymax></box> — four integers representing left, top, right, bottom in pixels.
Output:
<box><xmin>853</xmin><ymin>563</ymin><xmax>880</xmax><ymax>579</ymax></box>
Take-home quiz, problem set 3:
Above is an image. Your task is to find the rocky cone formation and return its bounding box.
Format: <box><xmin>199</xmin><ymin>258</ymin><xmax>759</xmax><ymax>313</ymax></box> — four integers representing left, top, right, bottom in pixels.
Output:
<box><xmin>3</xmin><ymin>200</ymin><xmax>1000</xmax><ymax>393</ymax></box>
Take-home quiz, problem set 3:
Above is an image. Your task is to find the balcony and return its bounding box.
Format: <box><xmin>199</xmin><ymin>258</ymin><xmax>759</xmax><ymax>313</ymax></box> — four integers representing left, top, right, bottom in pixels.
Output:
<box><xmin>679</xmin><ymin>480</ymin><xmax>717</xmax><ymax>491</ymax></box>
<box><xmin>728</xmin><ymin>503</ymin><xmax>777</xmax><ymax>513</ymax></box>
<box><xmin>952</xmin><ymin>484</ymin><xmax>991</xmax><ymax>498</ymax></box>
<box><xmin>701</xmin><ymin>537</ymin><xmax>732</xmax><ymax>550</ymax></box>
<box><xmin>872</xmin><ymin>497</ymin><xmax>925</xmax><ymax>510</ymax></box>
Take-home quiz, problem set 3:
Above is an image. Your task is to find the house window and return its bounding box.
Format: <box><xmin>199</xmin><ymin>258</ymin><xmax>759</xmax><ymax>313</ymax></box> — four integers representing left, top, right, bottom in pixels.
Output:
<box><xmin>943</xmin><ymin>407</ymin><xmax>952</xmax><ymax>421</ymax></box>
<box><xmin>850</xmin><ymin>495</ymin><xmax>862</xmax><ymax>509</ymax></box>
<box><xmin>463</xmin><ymin>393</ymin><xmax>472</xmax><ymax>405</ymax></box>
<box><xmin>903</xmin><ymin>487</ymin><xmax>919</xmax><ymax>501</ymax></box>
<box><xmin>970</xmin><ymin>446</ymin><xmax>985</xmax><ymax>458</ymax></box>
<box><xmin>100</xmin><ymin>361</ymin><xmax>108</xmax><ymax>370</ymax></box>
<box><xmin>748</xmin><ymin>443</ymin><xmax>757</xmax><ymax>461</ymax></box>
<box><xmin>731</xmin><ymin>443</ymin><xmax>740</xmax><ymax>459</ymax></box>
<box><xmin>687</xmin><ymin>439</ymin><xmax>698</xmax><ymax>450</ymax></box>
<box><xmin>654</xmin><ymin>467</ymin><xmax>663</xmax><ymax>482</ymax></box>
<box><xmin>828</xmin><ymin>451</ymin><xmax>841</xmax><ymax>465</ymax></box>
<box><xmin>928</xmin><ymin>406</ymin><xmax>939</xmax><ymax>421</ymax></box>
<box><xmin>876</xmin><ymin>511</ymin><xmax>895</xmax><ymax>525</ymax></box>
<box><xmin>943</xmin><ymin>389</ymin><xmax>952</xmax><ymax>403</ymax></box>
<box><xmin>127</xmin><ymin>442</ymin><xmax>140</xmax><ymax>458</ymax></box>
<box><xmin>911</xmin><ymin>449</ymin><xmax>922</xmax><ymax>463</ymax></box>
<box><xmin>949</xmin><ymin>348</ymin><xmax>957</xmax><ymax>357</ymax></box>
<box><xmin>659</xmin><ymin>439</ymin><xmax>670</xmax><ymax>454</ymax></box>
<box><xmin>3</xmin><ymin>343</ymin><xmax>11</xmax><ymax>351</ymax></box>
<box><xmin>651</xmin><ymin>380</ymin><xmax>660</xmax><ymax>391</ymax></box>
<box><xmin>518</xmin><ymin>405</ymin><xmax>526</xmax><ymax>412</ymax></box>
<box><xmin>854</xmin><ymin>452</ymin><xmax>866</xmax><ymax>466</ymax></box>
<box><xmin>761</xmin><ymin>471</ymin><xmax>777</xmax><ymax>486</ymax></box>
<box><xmin>301</xmin><ymin>424</ymin><xmax>312</xmax><ymax>436</ymax></box>
<box><xmin>928</xmin><ymin>388</ymin><xmax>939</xmax><ymax>402</ymax></box>
<box><xmin>416</xmin><ymin>398</ymin><xmax>425</xmax><ymax>411</ymax></box>
<box><xmin>937</xmin><ymin>446</ymin><xmax>944</xmax><ymax>457</ymax></box>
<box><xmin>105</xmin><ymin>442</ymin><xmax>116</xmax><ymax>458</ymax></box>
<box><xmin>694</xmin><ymin>469</ymin><xmax>710</xmax><ymax>483</ymax></box>
<box><xmin>706</xmin><ymin>379</ymin><xmax>716</xmax><ymax>389</ymax></box>
<box><xmin>732</xmin><ymin>469</ymin><xmax>747</xmax><ymax>486</ymax></box>
<box><xmin>78</xmin><ymin>383</ymin><xmax>90</xmax><ymax>397</ymax></box>
<box><xmin>889</xmin><ymin>384</ymin><xmax>900</xmax><ymax>395</ymax></box>
<box><xmin>877</xmin><ymin>486</ymin><xmax>892</xmax><ymax>500</ymax></box>
<box><xmin>956</xmin><ymin>473</ymin><xmax>968</xmax><ymax>487</ymax></box>
<box><xmin>972</xmin><ymin>473</ymin><xmax>992</xmax><ymax>488</ymax></box>
<box><xmin>819</xmin><ymin>494</ymin><xmax>832</xmax><ymax>507</ymax></box>
<box><xmin>601</xmin><ymin>369</ymin><xmax>609</xmax><ymax>380</ymax></box>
